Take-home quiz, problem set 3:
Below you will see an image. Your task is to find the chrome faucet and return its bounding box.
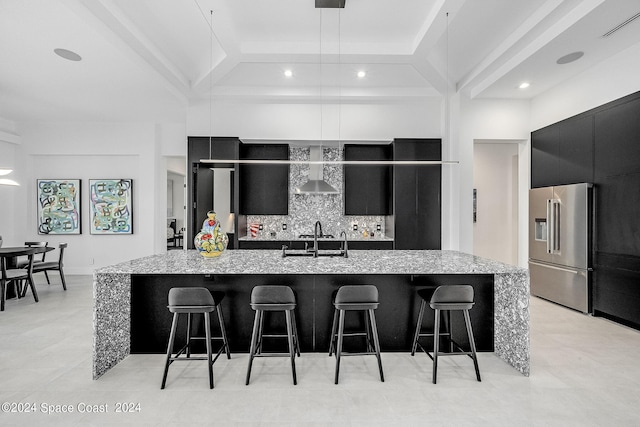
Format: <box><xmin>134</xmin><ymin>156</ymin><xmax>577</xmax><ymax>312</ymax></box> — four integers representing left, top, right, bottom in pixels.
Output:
<box><xmin>340</xmin><ymin>230</ymin><xmax>349</xmax><ymax>258</ymax></box>
<box><xmin>310</xmin><ymin>220</ymin><xmax>323</xmax><ymax>257</ymax></box>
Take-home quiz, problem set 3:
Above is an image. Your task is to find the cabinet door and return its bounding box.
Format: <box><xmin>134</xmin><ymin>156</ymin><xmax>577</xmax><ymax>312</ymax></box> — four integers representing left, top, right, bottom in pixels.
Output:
<box><xmin>393</xmin><ymin>139</ymin><xmax>442</xmax><ymax>249</ymax></box>
<box><xmin>344</xmin><ymin>144</ymin><xmax>392</xmax><ymax>215</ymax></box>
<box><xmin>239</xmin><ymin>144</ymin><xmax>289</xmax><ymax>215</ymax></box>
<box><xmin>531</xmin><ymin>126</ymin><xmax>559</xmax><ymax>188</ymax></box>
<box><xmin>558</xmin><ymin>115</ymin><xmax>594</xmax><ymax>185</ymax></box>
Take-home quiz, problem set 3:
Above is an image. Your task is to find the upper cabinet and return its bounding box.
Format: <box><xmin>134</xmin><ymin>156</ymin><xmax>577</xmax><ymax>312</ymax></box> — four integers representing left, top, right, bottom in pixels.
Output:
<box><xmin>531</xmin><ymin>115</ymin><xmax>594</xmax><ymax>188</ymax></box>
<box><xmin>393</xmin><ymin>138</ymin><xmax>441</xmax><ymax>250</ymax></box>
<box><xmin>343</xmin><ymin>144</ymin><xmax>393</xmax><ymax>215</ymax></box>
<box><xmin>239</xmin><ymin>143</ymin><xmax>289</xmax><ymax>215</ymax></box>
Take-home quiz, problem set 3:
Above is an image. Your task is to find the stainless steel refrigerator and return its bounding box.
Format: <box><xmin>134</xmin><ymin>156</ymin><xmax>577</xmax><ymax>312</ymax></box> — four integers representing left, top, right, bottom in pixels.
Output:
<box><xmin>529</xmin><ymin>183</ymin><xmax>594</xmax><ymax>313</ymax></box>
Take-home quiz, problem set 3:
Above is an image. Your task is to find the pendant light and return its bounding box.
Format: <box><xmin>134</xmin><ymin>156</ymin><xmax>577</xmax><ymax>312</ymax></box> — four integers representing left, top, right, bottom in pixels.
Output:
<box><xmin>0</xmin><ymin>168</ymin><xmax>19</xmax><ymax>186</ymax></box>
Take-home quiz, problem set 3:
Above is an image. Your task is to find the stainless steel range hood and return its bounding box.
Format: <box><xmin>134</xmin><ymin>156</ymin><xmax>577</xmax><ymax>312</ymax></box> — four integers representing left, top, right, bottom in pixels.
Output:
<box><xmin>295</xmin><ymin>146</ymin><xmax>339</xmax><ymax>194</ymax></box>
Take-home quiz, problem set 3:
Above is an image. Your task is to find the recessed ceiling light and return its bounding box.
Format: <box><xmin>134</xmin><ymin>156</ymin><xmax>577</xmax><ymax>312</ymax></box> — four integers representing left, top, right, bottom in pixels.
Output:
<box><xmin>54</xmin><ymin>48</ymin><xmax>82</xmax><ymax>61</ymax></box>
<box><xmin>284</xmin><ymin>69</ymin><xmax>293</xmax><ymax>77</ymax></box>
<box><xmin>556</xmin><ymin>51</ymin><xmax>584</xmax><ymax>65</ymax></box>
<box><xmin>519</xmin><ymin>82</ymin><xmax>530</xmax><ymax>89</ymax></box>
<box><xmin>357</xmin><ymin>71</ymin><xmax>366</xmax><ymax>78</ymax></box>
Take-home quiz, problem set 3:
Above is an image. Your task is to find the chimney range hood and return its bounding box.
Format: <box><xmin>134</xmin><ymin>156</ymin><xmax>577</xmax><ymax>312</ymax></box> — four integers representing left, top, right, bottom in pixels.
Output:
<box><xmin>295</xmin><ymin>146</ymin><xmax>339</xmax><ymax>194</ymax></box>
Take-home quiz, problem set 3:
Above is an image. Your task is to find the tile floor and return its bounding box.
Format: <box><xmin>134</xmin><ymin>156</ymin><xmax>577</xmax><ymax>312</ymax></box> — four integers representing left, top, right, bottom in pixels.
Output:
<box><xmin>1</xmin><ymin>275</ymin><xmax>640</xmax><ymax>426</ymax></box>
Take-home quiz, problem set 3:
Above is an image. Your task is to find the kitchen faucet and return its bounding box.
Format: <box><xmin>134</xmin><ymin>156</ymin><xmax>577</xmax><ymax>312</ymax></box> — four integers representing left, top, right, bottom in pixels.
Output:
<box><xmin>308</xmin><ymin>220</ymin><xmax>323</xmax><ymax>257</ymax></box>
<box><xmin>340</xmin><ymin>230</ymin><xmax>348</xmax><ymax>258</ymax></box>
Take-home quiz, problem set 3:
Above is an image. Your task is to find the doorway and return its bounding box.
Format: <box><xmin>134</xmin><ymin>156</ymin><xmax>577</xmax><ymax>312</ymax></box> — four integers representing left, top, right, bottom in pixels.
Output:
<box><xmin>473</xmin><ymin>141</ymin><xmax>519</xmax><ymax>265</ymax></box>
<box><xmin>167</xmin><ymin>156</ymin><xmax>186</xmax><ymax>249</ymax></box>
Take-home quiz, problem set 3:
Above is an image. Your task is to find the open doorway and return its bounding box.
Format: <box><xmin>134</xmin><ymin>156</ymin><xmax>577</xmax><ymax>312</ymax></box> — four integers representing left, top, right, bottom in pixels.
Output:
<box><xmin>167</xmin><ymin>156</ymin><xmax>186</xmax><ymax>249</ymax></box>
<box><xmin>473</xmin><ymin>141</ymin><xmax>519</xmax><ymax>265</ymax></box>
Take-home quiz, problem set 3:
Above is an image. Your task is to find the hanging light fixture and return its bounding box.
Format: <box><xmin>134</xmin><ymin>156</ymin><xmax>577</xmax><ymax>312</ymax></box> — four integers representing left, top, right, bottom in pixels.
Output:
<box><xmin>200</xmin><ymin>4</ymin><xmax>458</xmax><ymax>167</ymax></box>
<box><xmin>0</xmin><ymin>168</ymin><xmax>19</xmax><ymax>186</ymax></box>
<box><xmin>295</xmin><ymin>5</ymin><xmax>339</xmax><ymax>194</ymax></box>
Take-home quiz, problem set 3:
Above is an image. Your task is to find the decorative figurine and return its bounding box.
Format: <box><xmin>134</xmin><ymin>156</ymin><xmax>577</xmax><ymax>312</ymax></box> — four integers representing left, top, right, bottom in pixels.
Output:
<box><xmin>194</xmin><ymin>210</ymin><xmax>229</xmax><ymax>257</ymax></box>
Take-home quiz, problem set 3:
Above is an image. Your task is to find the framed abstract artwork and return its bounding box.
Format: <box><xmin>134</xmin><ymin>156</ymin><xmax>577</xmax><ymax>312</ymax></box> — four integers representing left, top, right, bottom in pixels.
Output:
<box><xmin>89</xmin><ymin>179</ymin><xmax>133</xmax><ymax>234</ymax></box>
<box><xmin>37</xmin><ymin>179</ymin><xmax>82</xmax><ymax>235</ymax></box>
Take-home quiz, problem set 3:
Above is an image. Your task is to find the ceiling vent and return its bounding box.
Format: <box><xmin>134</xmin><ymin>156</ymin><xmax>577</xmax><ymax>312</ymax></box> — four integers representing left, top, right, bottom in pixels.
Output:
<box><xmin>601</xmin><ymin>11</ymin><xmax>640</xmax><ymax>37</ymax></box>
<box><xmin>315</xmin><ymin>0</ymin><xmax>345</xmax><ymax>8</ymax></box>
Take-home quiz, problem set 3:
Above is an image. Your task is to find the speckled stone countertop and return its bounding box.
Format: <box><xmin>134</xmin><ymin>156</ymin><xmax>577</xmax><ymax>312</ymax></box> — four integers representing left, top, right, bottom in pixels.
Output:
<box><xmin>93</xmin><ymin>250</ymin><xmax>529</xmax><ymax>379</ymax></box>
<box><xmin>96</xmin><ymin>249</ymin><xmax>522</xmax><ymax>276</ymax></box>
<box><xmin>237</xmin><ymin>236</ymin><xmax>395</xmax><ymax>241</ymax></box>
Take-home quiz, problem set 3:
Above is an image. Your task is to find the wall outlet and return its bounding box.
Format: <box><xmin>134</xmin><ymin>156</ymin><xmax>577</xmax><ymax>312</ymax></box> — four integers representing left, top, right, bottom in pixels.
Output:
<box><xmin>352</xmin><ymin>224</ymin><xmax>358</xmax><ymax>231</ymax></box>
<box><xmin>282</xmin><ymin>223</ymin><xmax>287</xmax><ymax>230</ymax></box>
<box><xmin>259</xmin><ymin>224</ymin><xmax>263</xmax><ymax>230</ymax></box>
<box><xmin>377</xmin><ymin>224</ymin><xmax>381</xmax><ymax>231</ymax></box>
<box><xmin>90</xmin><ymin>258</ymin><xmax>94</xmax><ymax>265</ymax></box>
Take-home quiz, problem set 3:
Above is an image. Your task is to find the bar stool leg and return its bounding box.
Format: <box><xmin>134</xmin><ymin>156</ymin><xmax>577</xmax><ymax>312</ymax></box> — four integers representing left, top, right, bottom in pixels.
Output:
<box><xmin>285</xmin><ymin>309</ymin><xmax>297</xmax><ymax>385</ymax></box>
<box><xmin>364</xmin><ymin>310</ymin><xmax>373</xmax><ymax>353</ymax></box>
<box><xmin>257</xmin><ymin>310</ymin><xmax>265</xmax><ymax>355</ymax></box>
<box><xmin>291</xmin><ymin>312</ymin><xmax>301</xmax><ymax>357</ymax></box>
<box><xmin>411</xmin><ymin>299</ymin><xmax>426</xmax><ymax>356</ymax></box>
<box><xmin>368</xmin><ymin>308</ymin><xmax>384</xmax><ymax>382</ymax></box>
<box><xmin>334</xmin><ymin>309</ymin><xmax>345</xmax><ymax>384</ymax></box>
<box><xmin>433</xmin><ymin>308</ymin><xmax>441</xmax><ymax>384</ymax></box>
<box><xmin>161</xmin><ymin>312</ymin><xmax>179</xmax><ymax>389</ymax></box>
<box><xmin>216</xmin><ymin>305</ymin><xmax>231</xmax><ymax>359</ymax></box>
<box><xmin>328</xmin><ymin>308</ymin><xmax>338</xmax><ymax>356</ymax></box>
<box><xmin>204</xmin><ymin>312</ymin><xmax>214</xmax><ymax>389</ymax></box>
<box><xmin>186</xmin><ymin>313</ymin><xmax>192</xmax><ymax>358</ymax></box>
<box><xmin>463</xmin><ymin>309</ymin><xmax>481</xmax><ymax>382</ymax></box>
<box><xmin>245</xmin><ymin>309</ymin><xmax>262</xmax><ymax>385</ymax></box>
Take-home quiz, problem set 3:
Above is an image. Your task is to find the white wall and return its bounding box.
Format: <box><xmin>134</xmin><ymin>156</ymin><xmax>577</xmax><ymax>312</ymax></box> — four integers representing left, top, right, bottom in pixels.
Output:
<box><xmin>531</xmin><ymin>41</ymin><xmax>640</xmax><ymax>130</ymax></box>
<box><xmin>12</xmin><ymin>122</ymin><xmax>182</xmax><ymax>274</ymax></box>
<box><xmin>0</xmin><ymin>140</ymin><xmax>18</xmax><ymax>245</ymax></box>
<box><xmin>473</xmin><ymin>142</ymin><xmax>519</xmax><ymax>264</ymax></box>
<box><xmin>457</xmin><ymin>97</ymin><xmax>531</xmax><ymax>264</ymax></box>
<box><xmin>187</xmin><ymin>100</ymin><xmax>443</xmax><ymax>140</ymax></box>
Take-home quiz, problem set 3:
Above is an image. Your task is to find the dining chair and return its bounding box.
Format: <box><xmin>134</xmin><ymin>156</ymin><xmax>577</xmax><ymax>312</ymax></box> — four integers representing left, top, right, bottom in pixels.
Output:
<box><xmin>16</xmin><ymin>242</ymin><xmax>49</xmax><ymax>282</ymax></box>
<box><xmin>31</xmin><ymin>243</ymin><xmax>67</xmax><ymax>291</ymax></box>
<box><xmin>1</xmin><ymin>247</ymin><xmax>41</xmax><ymax>311</ymax></box>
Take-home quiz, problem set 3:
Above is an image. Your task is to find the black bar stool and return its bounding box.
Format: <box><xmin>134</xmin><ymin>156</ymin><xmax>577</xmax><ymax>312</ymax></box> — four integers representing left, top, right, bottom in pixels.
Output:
<box><xmin>329</xmin><ymin>285</ymin><xmax>384</xmax><ymax>384</ymax></box>
<box><xmin>411</xmin><ymin>284</ymin><xmax>481</xmax><ymax>384</ymax></box>
<box><xmin>161</xmin><ymin>287</ymin><xmax>231</xmax><ymax>389</ymax></box>
<box><xmin>245</xmin><ymin>286</ymin><xmax>299</xmax><ymax>385</ymax></box>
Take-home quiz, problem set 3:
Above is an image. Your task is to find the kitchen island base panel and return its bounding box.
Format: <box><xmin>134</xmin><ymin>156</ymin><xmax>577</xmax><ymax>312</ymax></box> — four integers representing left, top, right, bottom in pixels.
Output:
<box><xmin>93</xmin><ymin>250</ymin><xmax>530</xmax><ymax>379</ymax></box>
<box><xmin>129</xmin><ymin>274</ymin><xmax>495</xmax><ymax>355</ymax></box>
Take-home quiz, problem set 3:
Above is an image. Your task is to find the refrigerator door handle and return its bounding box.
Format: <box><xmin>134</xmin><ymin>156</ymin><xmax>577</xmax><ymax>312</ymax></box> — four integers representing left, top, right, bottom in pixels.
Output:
<box><xmin>546</xmin><ymin>199</ymin><xmax>553</xmax><ymax>254</ymax></box>
<box><xmin>529</xmin><ymin>260</ymin><xmax>580</xmax><ymax>274</ymax></box>
<box><xmin>547</xmin><ymin>199</ymin><xmax>560</xmax><ymax>254</ymax></box>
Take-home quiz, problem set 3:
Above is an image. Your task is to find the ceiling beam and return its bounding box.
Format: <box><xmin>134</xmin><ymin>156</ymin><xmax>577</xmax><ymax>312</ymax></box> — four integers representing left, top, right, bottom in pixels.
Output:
<box><xmin>457</xmin><ymin>0</ymin><xmax>563</xmax><ymax>94</ymax></box>
<box><xmin>409</xmin><ymin>0</ymin><xmax>466</xmax><ymax>96</ymax></box>
<box><xmin>466</xmin><ymin>0</ymin><xmax>605</xmax><ymax>98</ymax></box>
<box><xmin>60</xmin><ymin>0</ymin><xmax>191</xmax><ymax>101</ymax></box>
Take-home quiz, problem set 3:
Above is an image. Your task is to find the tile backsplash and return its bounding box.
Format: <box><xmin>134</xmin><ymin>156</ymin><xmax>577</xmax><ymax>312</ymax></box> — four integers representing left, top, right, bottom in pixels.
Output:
<box><xmin>245</xmin><ymin>146</ymin><xmax>387</xmax><ymax>240</ymax></box>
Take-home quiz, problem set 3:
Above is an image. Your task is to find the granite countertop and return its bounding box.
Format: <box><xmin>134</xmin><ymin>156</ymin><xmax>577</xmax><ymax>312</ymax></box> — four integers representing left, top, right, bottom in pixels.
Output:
<box><xmin>237</xmin><ymin>236</ymin><xmax>394</xmax><ymax>241</ymax></box>
<box><xmin>95</xmin><ymin>249</ymin><xmax>526</xmax><ymax>276</ymax></box>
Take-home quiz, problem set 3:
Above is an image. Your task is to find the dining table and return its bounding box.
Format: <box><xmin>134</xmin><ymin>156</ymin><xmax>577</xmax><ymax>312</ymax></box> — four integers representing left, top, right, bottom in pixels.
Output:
<box><xmin>0</xmin><ymin>246</ymin><xmax>54</xmax><ymax>309</ymax></box>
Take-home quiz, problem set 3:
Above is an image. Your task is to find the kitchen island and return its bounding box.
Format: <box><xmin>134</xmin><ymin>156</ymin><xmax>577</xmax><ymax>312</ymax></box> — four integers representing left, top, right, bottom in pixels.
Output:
<box><xmin>93</xmin><ymin>250</ymin><xmax>529</xmax><ymax>379</ymax></box>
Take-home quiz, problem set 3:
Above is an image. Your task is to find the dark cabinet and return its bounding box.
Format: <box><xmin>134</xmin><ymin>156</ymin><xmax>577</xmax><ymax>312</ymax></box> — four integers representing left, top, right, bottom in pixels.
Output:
<box><xmin>343</xmin><ymin>144</ymin><xmax>393</xmax><ymax>215</ymax></box>
<box><xmin>531</xmin><ymin>90</ymin><xmax>640</xmax><ymax>330</ymax></box>
<box><xmin>531</xmin><ymin>115</ymin><xmax>593</xmax><ymax>188</ymax></box>
<box><xmin>187</xmin><ymin>137</ymin><xmax>240</xmax><ymax>249</ymax></box>
<box><xmin>393</xmin><ymin>138</ymin><xmax>441</xmax><ymax>249</ymax></box>
<box><xmin>239</xmin><ymin>144</ymin><xmax>289</xmax><ymax>215</ymax></box>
